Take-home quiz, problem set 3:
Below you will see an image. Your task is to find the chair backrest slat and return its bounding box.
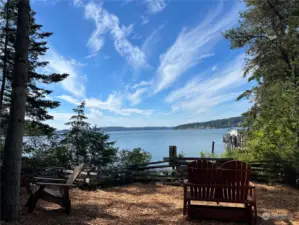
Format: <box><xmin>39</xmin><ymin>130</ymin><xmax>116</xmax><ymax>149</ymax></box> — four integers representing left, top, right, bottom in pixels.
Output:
<box><xmin>219</xmin><ymin>160</ymin><xmax>250</xmax><ymax>201</ymax></box>
<box><xmin>66</xmin><ymin>163</ymin><xmax>84</xmax><ymax>185</ymax></box>
<box><xmin>188</xmin><ymin>160</ymin><xmax>217</xmax><ymax>200</ymax></box>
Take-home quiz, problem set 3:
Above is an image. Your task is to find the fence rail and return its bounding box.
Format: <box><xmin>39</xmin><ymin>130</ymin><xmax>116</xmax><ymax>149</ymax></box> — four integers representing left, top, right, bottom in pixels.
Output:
<box><xmin>22</xmin><ymin>146</ymin><xmax>299</xmax><ymax>187</ymax></box>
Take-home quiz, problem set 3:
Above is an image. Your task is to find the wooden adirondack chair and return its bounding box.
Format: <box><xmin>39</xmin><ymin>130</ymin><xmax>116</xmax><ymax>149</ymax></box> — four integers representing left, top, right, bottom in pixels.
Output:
<box><xmin>183</xmin><ymin>160</ymin><xmax>257</xmax><ymax>225</ymax></box>
<box><xmin>219</xmin><ymin>160</ymin><xmax>257</xmax><ymax>224</ymax></box>
<box><xmin>183</xmin><ymin>159</ymin><xmax>217</xmax><ymax>215</ymax></box>
<box><xmin>25</xmin><ymin>163</ymin><xmax>84</xmax><ymax>214</ymax></box>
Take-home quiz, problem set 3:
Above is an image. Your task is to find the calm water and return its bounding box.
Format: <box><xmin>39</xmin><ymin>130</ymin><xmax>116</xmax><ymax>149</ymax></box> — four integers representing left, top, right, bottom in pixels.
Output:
<box><xmin>107</xmin><ymin>129</ymin><xmax>229</xmax><ymax>161</ymax></box>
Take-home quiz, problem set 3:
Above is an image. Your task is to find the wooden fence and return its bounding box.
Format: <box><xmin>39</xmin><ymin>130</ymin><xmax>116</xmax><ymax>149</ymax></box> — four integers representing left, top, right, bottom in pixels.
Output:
<box><xmin>23</xmin><ymin>146</ymin><xmax>299</xmax><ymax>187</ymax></box>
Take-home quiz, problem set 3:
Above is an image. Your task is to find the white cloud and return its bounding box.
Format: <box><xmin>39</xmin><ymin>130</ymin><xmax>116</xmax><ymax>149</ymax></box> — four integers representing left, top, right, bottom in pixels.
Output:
<box><xmin>42</xmin><ymin>48</ymin><xmax>86</xmax><ymax>97</ymax></box>
<box><xmin>141</xmin><ymin>16</ymin><xmax>149</xmax><ymax>25</ymax></box>
<box><xmin>145</xmin><ymin>0</ymin><xmax>167</xmax><ymax>14</ymax></box>
<box><xmin>84</xmin><ymin>2</ymin><xmax>147</xmax><ymax>68</ymax></box>
<box><xmin>212</xmin><ymin>65</ymin><xmax>218</xmax><ymax>71</ymax></box>
<box><xmin>73</xmin><ymin>0</ymin><xmax>83</xmax><ymax>7</ymax></box>
<box><xmin>58</xmin><ymin>93</ymin><xmax>154</xmax><ymax>116</ymax></box>
<box><xmin>50</xmin><ymin>111</ymin><xmax>74</xmax><ymax>121</ymax></box>
<box><xmin>152</xmin><ymin>2</ymin><xmax>239</xmax><ymax>93</ymax></box>
<box><xmin>142</xmin><ymin>25</ymin><xmax>164</xmax><ymax>61</ymax></box>
<box><xmin>132</xmin><ymin>80</ymin><xmax>151</xmax><ymax>89</ymax></box>
<box><xmin>171</xmin><ymin>92</ymin><xmax>241</xmax><ymax>115</ymax></box>
<box><xmin>165</xmin><ymin>54</ymin><xmax>246</xmax><ymax>115</ymax></box>
<box><xmin>85</xmin><ymin>53</ymin><xmax>98</xmax><ymax>59</ymax></box>
<box><xmin>127</xmin><ymin>88</ymin><xmax>147</xmax><ymax>105</ymax></box>
<box><xmin>57</xmin><ymin>95</ymin><xmax>81</xmax><ymax>105</ymax></box>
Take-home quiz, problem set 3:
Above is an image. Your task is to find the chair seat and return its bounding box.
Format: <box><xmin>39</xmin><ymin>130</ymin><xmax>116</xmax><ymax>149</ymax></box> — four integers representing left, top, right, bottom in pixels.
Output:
<box><xmin>30</xmin><ymin>184</ymin><xmax>63</xmax><ymax>197</ymax></box>
<box><xmin>44</xmin><ymin>187</ymin><xmax>63</xmax><ymax>197</ymax></box>
<box><xmin>186</xmin><ymin>191</ymin><xmax>254</xmax><ymax>204</ymax></box>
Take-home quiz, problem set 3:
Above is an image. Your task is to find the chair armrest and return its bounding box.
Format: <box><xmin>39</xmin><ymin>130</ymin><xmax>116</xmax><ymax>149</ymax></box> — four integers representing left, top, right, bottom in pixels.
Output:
<box><xmin>36</xmin><ymin>182</ymin><xmax>76</xmax><ymax>187</ymax></box>
<box><xmin>34</xmin><ymin>177</ymin><xmax>66</xmax><ymax>181</ymax></box>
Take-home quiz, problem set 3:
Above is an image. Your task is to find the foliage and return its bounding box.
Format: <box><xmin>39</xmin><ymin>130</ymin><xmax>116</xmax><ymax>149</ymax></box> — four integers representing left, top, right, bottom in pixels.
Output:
<box><xmin>178</xmin><ymin>151</ymin><xmax>184</xmax><ymax>158</ymax></box>
<box><xmin>199</xmin><ymin>151</ymin><xmax>218</xmax><ymax>158</ymax></box>
<box><xmin>87</xmin><ymin>126</ymin><xmax>118</xmax><ymax>168</ymax></box>
<box><xmin>63</xmin><ymin>101</ymin><xmax>90</xmax><ymax>164</ymax></box>
<box><xmin>175</xmin><ymin>116</ymin><xmax>243</xmax><ymax>130</ymax></box>
<box><xmin>63</xmin><ymin>101</ymin><xmax>119</xmax><ymax>167</ymax></box>
<box><xmin>119</xmin><ymin>148</ymin><xmax>152</xmax><ymax>165</ymax></box>
<box><xmin>220</xmin><ymin>148</ymin><xmax>255</xmax><ymax>162</ymax></box>
<box><xmin>0</xmin><ymin>0</ymin><xmax>67</xmax><ymax>133</ymax></box>
<box><xmin>224</xmin><ymin>0</ymin><xmax>299</xmax><ymax>170</ymax></box>
<box><xmin>23</xmin><ymin>135</ymin><xmax>69</xmax><ymax>168</ymax></box>
<box><xmin>21</xmin><ymin>102</ymin><xmax>151</xmax><ymax>170</ymax></box>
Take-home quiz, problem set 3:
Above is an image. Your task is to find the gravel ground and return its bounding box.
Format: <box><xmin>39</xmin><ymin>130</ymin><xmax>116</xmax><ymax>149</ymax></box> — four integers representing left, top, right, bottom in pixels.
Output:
<box><xmin>2</xmin><ymin>182</ymin><xmax>299</xmax><ymax>225</ymax></box>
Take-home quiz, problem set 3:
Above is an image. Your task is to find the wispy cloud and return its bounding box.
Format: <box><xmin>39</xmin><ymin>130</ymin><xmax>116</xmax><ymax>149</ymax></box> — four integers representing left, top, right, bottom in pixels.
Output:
<box><xmin>58</xmin><ymin>93</ymin><xmax>154</xmax><ymax>116</ymax></box>
<box><xmin>73</xmin><ymin>0</ymin><xmax>83</xmax><ymax>7</ymax></box>
<box><xmin>165</xmin><ymin>54</ymin><xmax>246</xmax><ymax>115</ymax></box>
<box><xmin>84</xmin><ymin>2</ymin><xmax>147</xmax><ymax>68</ymax></box>
<box><xmin>42</xmin><ymin>48</ymin><xmax>86</xmax><ymax>97</ymax></box>
<box><xmin>132</xmin><ymin>80</ymin><xmax>151</xmax><ymax>89</ymax></box>
<box><xmin>142</xmin><ymin>25</ymin><xmax>164</xmax><ymax>62</ymax></box>
<box><xmin>141</xmin><ymin>16</ymin><xmax>149</xmax><ymax>25</ymax></box>
<box><xmin>152</xmin><ymin>2</ymin><xmax>240</xmax><ymax>93</ymax></box>
<box><xmin>127</xmin><ymin>88</ymin><xmax>148</xmax><ymax>105</ymax></box>
<box><xmin>57</xmin><ymin>95</ymin><xmax>80</xmax><ymax>105</ymax></box>
<box><xmin>145</xmin><ymin>0</ymin><xmax>167</xmax><ymax>14</ymax></box>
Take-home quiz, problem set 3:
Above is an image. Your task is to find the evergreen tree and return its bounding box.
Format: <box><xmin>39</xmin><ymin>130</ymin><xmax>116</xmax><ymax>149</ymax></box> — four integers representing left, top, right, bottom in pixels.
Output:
<box><xmin>64</xmin><ymin>101</ymin><xmax>90</xmax><ymax>164</ymax></box>
<box><xmin>0</xmin><ymin>0</ymin><xmax>68</xmax><ymax>134</ymax></box>
<box><xmin>64</xmin><ymin>102</ymin><xmax>118</xmax><ymax>167</ymax></box>
<box><xmin>224</xmin><ymin>0</ymin><xmax>299</xmax><ymax>168</ymax></box>
<box><xmin>1</xmin><ymin>0</ymin><xmax>30</xmax><ymax>220</ymax></box>
<box><xmin>88</xmin><ymin>126</ymin><xmax>118</xmax><ymax>168</ymax></box>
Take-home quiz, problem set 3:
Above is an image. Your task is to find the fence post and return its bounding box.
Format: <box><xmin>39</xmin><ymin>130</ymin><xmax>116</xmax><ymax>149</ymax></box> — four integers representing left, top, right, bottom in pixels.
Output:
<box><xmin>211</xmin><ymin>141</ymin><xmax>215</xmax><ymax>154</ymax></box>
<box><xmin>169</xmin><ymin>146</ymin><xmax>177</xmax><ymax>177</ymax></box>
<box><xmin>169</xmin><ymin>145</ymin><xmax>177</xmax><ymax>162</ymax></box>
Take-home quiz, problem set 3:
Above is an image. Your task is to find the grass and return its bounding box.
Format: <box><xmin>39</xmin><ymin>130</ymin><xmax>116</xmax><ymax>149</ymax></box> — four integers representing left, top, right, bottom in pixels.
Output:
<box><xmin>3</xmin><ymin>182</ymin><xmax>299</xmax><ymax>225</ymax></box>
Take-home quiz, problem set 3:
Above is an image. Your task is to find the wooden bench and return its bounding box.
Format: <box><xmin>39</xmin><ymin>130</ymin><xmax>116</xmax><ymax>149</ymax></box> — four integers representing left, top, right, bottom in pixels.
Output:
<box><xmin>183</xmin><ymin>160</ymin><xmax>257</xmax><ymax>224</ymax></box>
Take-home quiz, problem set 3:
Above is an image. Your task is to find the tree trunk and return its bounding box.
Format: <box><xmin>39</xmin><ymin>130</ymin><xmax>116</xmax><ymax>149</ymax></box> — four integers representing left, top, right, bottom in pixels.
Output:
<box><xmin>0</xmin><ymin>0</ymin><xmax>10</xmax><ymax>120</ymax></box>
<box><xmin>1</xmin><ymin>0</ymin><xmax>30</xmax><ymax>221</ymax></box>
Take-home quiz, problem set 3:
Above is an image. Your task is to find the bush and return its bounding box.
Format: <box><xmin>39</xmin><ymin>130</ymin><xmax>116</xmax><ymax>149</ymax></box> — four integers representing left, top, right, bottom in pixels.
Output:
<box><xmin>118</xmin><ymin>148</ymin><xmax>152</xmax><ymax>165</ymax></box>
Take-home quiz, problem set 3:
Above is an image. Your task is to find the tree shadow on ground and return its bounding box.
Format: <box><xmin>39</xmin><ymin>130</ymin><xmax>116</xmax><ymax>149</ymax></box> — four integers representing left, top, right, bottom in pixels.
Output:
<box><xmin>102</xmin><ymin>182</ymin><xmax>180</xmax><ymax>197</ymax></box>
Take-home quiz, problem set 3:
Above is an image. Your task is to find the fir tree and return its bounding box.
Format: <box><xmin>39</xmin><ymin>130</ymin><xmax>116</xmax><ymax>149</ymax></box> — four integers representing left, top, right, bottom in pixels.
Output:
<box><xmin>0</xmin><ymin>0</ymin><xmax>68</xmax><ymax>134</ymax></box>
<box><xmin>64</xmin><ymin>101</ymin><xmax>90</xmax><ymax>164</ymax></box>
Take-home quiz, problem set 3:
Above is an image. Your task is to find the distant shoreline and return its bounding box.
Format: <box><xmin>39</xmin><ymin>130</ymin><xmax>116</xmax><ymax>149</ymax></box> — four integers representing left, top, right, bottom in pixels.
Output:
<box><xmin>52</xmin><ymin>116</ymin><xmax>243</xmax><ymax>134</ymax></box>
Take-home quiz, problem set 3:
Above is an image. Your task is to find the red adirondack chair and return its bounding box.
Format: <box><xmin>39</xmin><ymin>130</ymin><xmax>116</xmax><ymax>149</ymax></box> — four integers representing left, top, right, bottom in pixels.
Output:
<box><xmin>183</xmin><ymin>160</ymin><xmax>257</xmax><ymax>224</ymax></box>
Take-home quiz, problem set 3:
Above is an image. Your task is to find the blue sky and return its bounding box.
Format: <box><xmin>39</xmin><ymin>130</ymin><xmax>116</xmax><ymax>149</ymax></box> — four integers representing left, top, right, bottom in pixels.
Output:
<box><xmin>31</xmin><ymin>0</ymin><xmax>253</xmax><ymax>129</ymax></box>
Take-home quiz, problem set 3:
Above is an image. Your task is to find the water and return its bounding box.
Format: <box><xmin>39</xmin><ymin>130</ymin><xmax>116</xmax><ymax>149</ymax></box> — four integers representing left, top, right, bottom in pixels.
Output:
<box><xmin>107</xmin><ymin>129</ymin><xmax>229</xmax><ymax>161</ymax></box>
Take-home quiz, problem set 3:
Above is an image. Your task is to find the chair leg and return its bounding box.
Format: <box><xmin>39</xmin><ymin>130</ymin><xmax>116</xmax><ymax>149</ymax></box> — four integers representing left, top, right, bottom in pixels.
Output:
<box><xmin>245</xmin><ymin>204</ymin><xmax>252</xmax><ymax>225</ymax></box>
<box><xmin>26</xmin><ymin>185</ymin><xmax>45</xmax><ymax>213</ymax></box>
<box><xmin>63</xmin><ymin>187</ymin><xmax>71</xmax><ymax>214</ymax></box>
<box><xmin>26</xmin><ymin>194</ymin><xmax>39</xmax><ymax>213</ymax></box>
<box><xmin>183</xmin><ymin>200</ymin><xmax>186</xmax><ymax>215</ymax></box>
<box><xmin>253</xmin><ymin>204</ymin><xmax>257</xmax><ymax>225</ymax></box>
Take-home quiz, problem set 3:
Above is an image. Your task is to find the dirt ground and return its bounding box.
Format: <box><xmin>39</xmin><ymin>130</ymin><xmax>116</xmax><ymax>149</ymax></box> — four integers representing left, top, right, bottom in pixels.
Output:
<box><xmin>2</xmin><ymin>182</ymin><xmax>299</xmax><ymax>225</ymax></box>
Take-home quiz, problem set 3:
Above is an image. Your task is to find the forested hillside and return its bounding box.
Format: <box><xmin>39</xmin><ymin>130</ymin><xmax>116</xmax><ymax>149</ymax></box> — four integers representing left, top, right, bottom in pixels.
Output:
<box><xmin>175</xmin><ymin>116</ymin><xmax>243</xmax><ymax>129</ymax></box>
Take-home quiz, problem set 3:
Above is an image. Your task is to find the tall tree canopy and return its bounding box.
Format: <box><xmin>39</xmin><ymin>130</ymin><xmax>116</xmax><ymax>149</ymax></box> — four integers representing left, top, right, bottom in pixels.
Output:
<box><xmin>224</xmin><ymin>0</ymin><xmax>299</xmax><ymax>168</ymax></box>
<box><xmin>0</xmin><ymin>0</ymin><xmax>68</xmax><ymax>134</ymax></box>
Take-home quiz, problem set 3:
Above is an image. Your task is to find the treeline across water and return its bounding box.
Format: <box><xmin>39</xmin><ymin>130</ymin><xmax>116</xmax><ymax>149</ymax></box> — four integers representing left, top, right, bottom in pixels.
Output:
<box><xmin>175</xmin><ymin>117</ymin><xmax>243</xmax><ymax>130</ymax></box>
